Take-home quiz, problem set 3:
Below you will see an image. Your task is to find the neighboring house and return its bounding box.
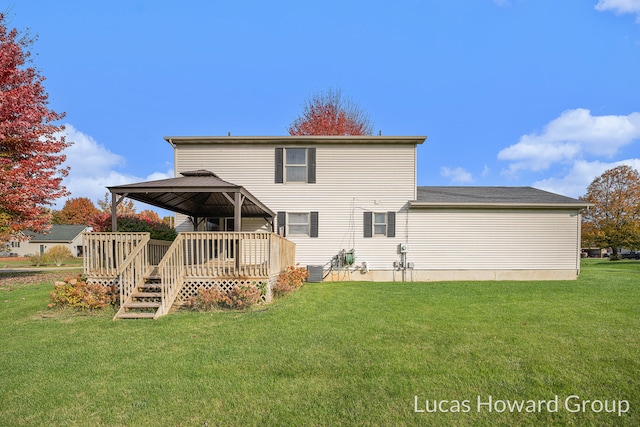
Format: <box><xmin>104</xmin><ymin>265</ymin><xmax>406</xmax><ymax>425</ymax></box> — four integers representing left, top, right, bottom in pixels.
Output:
<box><xmin>9</xmin><ymin>224</ymin><xmax>89</xmax><ymax>257</ymax></box>
<box><xmin>159</xmin><ymin>135</ymin><xmax>589</xmax><ymax>281</ymax></box>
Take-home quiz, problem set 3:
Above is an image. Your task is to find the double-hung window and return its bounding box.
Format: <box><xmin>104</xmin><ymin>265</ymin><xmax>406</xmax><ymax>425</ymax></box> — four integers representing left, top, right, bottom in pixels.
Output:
<box><xmin>288</xmin><ymin>213</ymin><xmax>310</xmax><ymax>236</ymax></box>
<box><xmin>373</xmin><ymin>213</ymin><xmax>388</xmax><ymax>236</ymax></box>
<box><xmin>285</xmin><ymin>148</ymin><xmax>307</xmax><ymax>182</ymax></box>
<box><xmin>277</xmin><ymin>211</ymin><xmax>319</xmax><ymax>238</ymax></box>
<box><xmin>363</xmin><ymin>211</ymin><xmax>396</xmax><ymax>238</ymax></box>
<box><xmin>275</xmin><ymin>147</ymin><xmax>316</xmax><ymax>183</ymax></box>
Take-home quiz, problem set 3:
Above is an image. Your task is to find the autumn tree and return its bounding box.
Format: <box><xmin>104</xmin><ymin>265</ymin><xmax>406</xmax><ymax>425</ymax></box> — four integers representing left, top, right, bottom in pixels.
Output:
<box><xmin>53</xmin><ymin>197</ymin><xmax>99</xmax><ymax>225</ymax></box>
<box><xmin>580</xmin><ymin>165</ymin><xmax>640</xmax><ymax>258</ymax></box>
<box><xmin>288</xmin><ymin>88</ymin><xmax>374</xmax><ymax>136</ymax></box>
<box><xmin>97</xmin><ymin>192</ymin><xmax>136</xmax><ymax>216</ymax></box>
<box><xmin>88</xmin><ymin>213</ymin><xmax>176</xmax><ymax>241</ymax></box>
<box><xmin>139</xmin><ymin>209</ymin><xmax>160</xmax><ymax>223</ymax></box>
<box><xmin>0</xmin><ymin>14</ymin><xmax>69</xmax><ymax>240</ymax></box>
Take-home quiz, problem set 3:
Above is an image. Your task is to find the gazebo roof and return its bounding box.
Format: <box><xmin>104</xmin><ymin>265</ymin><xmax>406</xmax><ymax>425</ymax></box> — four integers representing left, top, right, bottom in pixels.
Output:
<box><xmin>107</xmin><ymin>170</ymin><xmax>274</xmax><ymax>219</ymax></box>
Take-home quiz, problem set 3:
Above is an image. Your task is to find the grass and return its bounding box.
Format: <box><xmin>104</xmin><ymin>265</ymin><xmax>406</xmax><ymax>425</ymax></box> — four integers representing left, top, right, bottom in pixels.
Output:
<box><xmin>0</xmin><ymin>259</ymin><xmax>638</xmax><ymax>426</ymax></box>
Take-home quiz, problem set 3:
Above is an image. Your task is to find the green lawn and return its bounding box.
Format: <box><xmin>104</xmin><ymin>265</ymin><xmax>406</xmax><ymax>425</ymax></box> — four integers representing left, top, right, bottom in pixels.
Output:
<box><xmin>0</xmin><ymin>259</ymin><xmax>638</xmax><ymax>426</ymax></box>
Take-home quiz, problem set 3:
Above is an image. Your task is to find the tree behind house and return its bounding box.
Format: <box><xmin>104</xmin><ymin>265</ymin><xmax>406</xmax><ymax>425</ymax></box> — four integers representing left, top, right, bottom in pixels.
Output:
<box><xmin>580</xmin><ymin>165</ymin><xmax>640</xmax><ymax>258</ymax></box>
<box><xmin>288</xmin><ymin>88</ymin><xmax>374</xmax><ymax>136</ymax></box>
<box><xmin>53</xmin><ymin>197</ymin><xmax>99</xmax><ymax>225</ymax></box>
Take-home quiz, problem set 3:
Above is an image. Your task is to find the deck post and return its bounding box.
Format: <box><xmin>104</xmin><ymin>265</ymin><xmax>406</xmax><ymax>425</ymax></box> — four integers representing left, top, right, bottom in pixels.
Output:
<box><xmin>234</xmin><ymin>191</ymin><xmax>242</xmax><ymax>232</ymax></box>
<box><xmin>110</xmin><ymin>193</ymin><xmax>129</xmax><ymax>232</ymax></box>
<box><xmin>111</xmin><ymin>193</ymin><xmax>118</xmax><ymax>232</ymax></box>
<box><xmin>235</xmin><ymin>191</ymin><xmax>242</xmax><ymax>272</ymax></box>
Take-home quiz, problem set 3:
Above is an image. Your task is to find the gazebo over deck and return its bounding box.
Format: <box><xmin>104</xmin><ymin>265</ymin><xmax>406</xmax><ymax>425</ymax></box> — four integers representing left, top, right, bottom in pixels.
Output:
<box><xmin>83</xmin><ymin>171</ymin><xmax>295</xmax><ymax>320</ymax></box>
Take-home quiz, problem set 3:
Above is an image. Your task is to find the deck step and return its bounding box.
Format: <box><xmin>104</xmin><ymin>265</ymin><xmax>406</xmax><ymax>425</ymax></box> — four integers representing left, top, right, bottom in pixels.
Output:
<box><xmin>132</xmin><ymin>292</ymin><xmax>162</xmax><ymax>298</ymax></box>
<box><xmin>117</xmin><ymin>312</ymin><xmax>156</xmax><ymax>319</ymax></box>
<box><xmin>124</xmin><ymin>301</ymin><xmax>161</xmax><ymax>309</ymax></box>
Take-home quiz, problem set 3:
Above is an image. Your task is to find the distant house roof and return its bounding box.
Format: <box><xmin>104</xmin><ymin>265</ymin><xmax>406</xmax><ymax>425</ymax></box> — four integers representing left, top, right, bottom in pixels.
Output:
<box><xmin>411</xmin><ymin>187</ymin><xmax>591</xmax><ymax>209</ymax></box>
<box><xmin>26</xmin><ymin>224</ymin><xmax>88</xmax><ymax>243</ymax></box>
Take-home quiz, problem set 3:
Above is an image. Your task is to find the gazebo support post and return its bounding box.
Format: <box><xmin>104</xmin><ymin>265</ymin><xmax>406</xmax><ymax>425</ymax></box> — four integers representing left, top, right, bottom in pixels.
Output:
<box><xmin>110</xmin><ymin>192</ymin><xmax>128</xmax><ymax>232</ymax></box>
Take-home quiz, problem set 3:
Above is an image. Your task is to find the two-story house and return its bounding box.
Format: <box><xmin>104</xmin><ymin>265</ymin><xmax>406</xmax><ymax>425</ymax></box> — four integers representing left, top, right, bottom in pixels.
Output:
<box><xmin>155</xmin><ymin>135</ymin><xmax>589</xmax><ymax>281</ymax></box>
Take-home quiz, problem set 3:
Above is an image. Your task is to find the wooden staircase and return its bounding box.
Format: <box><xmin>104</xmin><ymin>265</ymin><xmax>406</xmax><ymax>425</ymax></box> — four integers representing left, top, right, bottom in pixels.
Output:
<box><xmin>116</xmin><ymin>267</ymin><xmax>162</xmax><ymax>319</ymax></box>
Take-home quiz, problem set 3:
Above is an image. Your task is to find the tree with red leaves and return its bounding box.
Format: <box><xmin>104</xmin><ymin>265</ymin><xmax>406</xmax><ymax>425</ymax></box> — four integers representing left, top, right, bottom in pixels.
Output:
<box><xmin>288</xmin><ymin>88</ymin><xmax>374</xmax><ymax>136</ymax></box>
<box><xmin>0</xmin><ymin>14</ymin><xmax>69</xmax><ymax>240</ymax></box>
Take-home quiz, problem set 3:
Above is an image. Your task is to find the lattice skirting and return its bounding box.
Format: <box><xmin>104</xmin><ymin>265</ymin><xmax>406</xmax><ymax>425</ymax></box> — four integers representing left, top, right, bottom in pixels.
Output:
<box><xmin>86</xmin><ymin>277</ymin><xmax>119</xmax><ymax>287</ymax></box>
<box><xmin>176</xmin><ymin>275</ymin><xmax>277</xmax><ymax>305</ymax></box>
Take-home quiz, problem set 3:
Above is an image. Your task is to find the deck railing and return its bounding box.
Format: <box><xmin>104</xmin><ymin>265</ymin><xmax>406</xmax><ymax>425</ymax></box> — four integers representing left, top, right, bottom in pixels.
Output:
<box><xmin>148</xmin><ymin>239</ymin><xmax>172</xmax><ymax>265</ymax></box>
<box><xmin>113</xmin><ymin>235</ymin><xmax>150</xmax><ymax>320</ymax></box>
<box><xmin>270</xmin><ymin>233</ymin><xmax>296</xmax><ymax>274</ymax></box>
<box><xmin>157</xmin><ymin>236</ymin><xmax>185</xmax><ymax>317</ymax></box>
<box><xmin>179</xmin><ymin>232</ymin><xmax>267</xmax><ymax>277</ymax></box>
<box><xmin>83</xmin><ymin>232</ymin><xmax>150</xmax><ymax>277</ymax></box>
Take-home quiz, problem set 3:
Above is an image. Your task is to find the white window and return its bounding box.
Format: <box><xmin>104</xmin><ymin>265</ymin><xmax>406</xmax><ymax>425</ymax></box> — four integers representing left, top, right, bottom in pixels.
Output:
<box><xmin>288</xmin><ymin>213</ymin><xmax>310</xmax><ymax>236</ymax></box>
<box><xmin>374</xmin><ymin>213</ymin><xmax>387</xmax><ymax>236</ymax></box>
<box><xmin>285</xmin><ymin>148</ymin><xmax>307</xmax><ymax>182</ymax></box>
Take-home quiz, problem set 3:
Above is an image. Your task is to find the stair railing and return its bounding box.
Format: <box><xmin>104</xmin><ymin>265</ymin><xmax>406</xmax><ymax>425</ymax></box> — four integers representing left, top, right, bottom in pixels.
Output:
<box><xmin>113</xmin><ymin>234</ymin><xmax>151</xmax><ymax>320</ymax></box>
<box><xmin>156</xmin><ymin>234</ymin><xmax>186</xmax><ymax>318</ymax></box>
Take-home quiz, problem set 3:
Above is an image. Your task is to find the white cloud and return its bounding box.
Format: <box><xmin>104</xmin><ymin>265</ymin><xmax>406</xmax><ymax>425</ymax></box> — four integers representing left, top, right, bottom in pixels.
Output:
<box><xmin>57</xmin><ymin>124</ymin><xmax>173</xmax><ymax>209</ymax></box>
<box><xmin>440</xmin><ymin>166</ymin><xmax>474</xmax><ymax>183</ymax></box>
<box><xmin>481</xmin><ymin>165</ymin><xmax>491</xmax><ymax>178</ymax></box>
<box><xmin>533</xmin><ymin>158</ymin><xmax>640</xmax><ymax>198</ymax></box>
<box><xmin>595</xmin><ymin>0</ymin><xmax>640</xmax><ymax>22</ymax></box>
<box><xmin>498</xmin><ymin>108</ymin><xmax>640</xmax><ymax>175</ymax></box>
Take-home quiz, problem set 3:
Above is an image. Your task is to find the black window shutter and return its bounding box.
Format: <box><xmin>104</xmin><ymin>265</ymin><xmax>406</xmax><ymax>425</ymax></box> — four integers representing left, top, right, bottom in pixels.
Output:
<box><xmin>307</xmin><ymin>147</ymin><xmax>316</xmax><ymax>183</ymax></box>
<box><xmin>275</xmin><ymin>148</ymin><xmax>284</xmax><ymax>183</ymax></box>
<box><xmin>363</xmin><ymin>212</ymin><xmax>372</xmax><ymax>238</ymax></box>
<box><xmin>387</xmin><ymin>211</ymin><xmax>396</xmax><ymax>238</ymax></box>
<box><xmin>277</xmin><ymin>211</ymin><xmax>286</xmax><ymax>236</ymax></box>
<box><xmin>310</xmin><ymin>211</ymin><xmax>318</xmax><ymax>238</ymax></box>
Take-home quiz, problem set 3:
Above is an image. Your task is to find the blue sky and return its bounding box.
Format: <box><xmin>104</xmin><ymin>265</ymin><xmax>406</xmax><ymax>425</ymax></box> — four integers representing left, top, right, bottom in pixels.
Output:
<box><xmin>8</xmin><ymin>0</ymin><xmax>640</xmax><ymax>209</ymax></box>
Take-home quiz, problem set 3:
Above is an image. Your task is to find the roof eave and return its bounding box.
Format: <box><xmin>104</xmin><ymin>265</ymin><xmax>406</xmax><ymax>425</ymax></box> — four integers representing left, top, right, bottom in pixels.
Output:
<box><xmin>164</xmin><ymin>135</ymin><xmax>427</xmax><ymax>145</ymax></box>
<box><xmin>409</xmin><ymin>201</ymin><xmax>593</xmax><ymax>209</ymax></box>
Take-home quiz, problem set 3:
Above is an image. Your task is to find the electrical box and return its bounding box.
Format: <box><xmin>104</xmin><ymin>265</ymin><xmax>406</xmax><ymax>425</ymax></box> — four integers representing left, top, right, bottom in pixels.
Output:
<box><xmin>407</xmin><ymin>262</ymin><xmax>415</xmax><ymax>269</ymax></box>
<box><xmin>307</xmin><ymin>265</ymin><xmax>324</xmax><ymax>283</ymax></box>
<box><xmin>399</xmin><ymin>243</ymin><xmax>408</xmax><ymax>253</ymax></box>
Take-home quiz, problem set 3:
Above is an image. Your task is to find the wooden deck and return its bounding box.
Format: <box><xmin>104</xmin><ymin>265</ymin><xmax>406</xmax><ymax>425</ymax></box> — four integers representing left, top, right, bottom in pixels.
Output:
<box><xmin>83</xmin><ymin>232</ymin><xmax>296</xmax><ymax>319</ymax></box>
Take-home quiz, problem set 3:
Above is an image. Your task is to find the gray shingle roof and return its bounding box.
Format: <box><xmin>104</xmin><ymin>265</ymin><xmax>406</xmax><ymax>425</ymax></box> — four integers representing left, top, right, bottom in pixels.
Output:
<box><xmin>26</xmin><ymin>224</ymin><xmax>88</xmax><ymax>242</ymax></box>
<box><xmin>107</xmin><ymin>170</ymin><xmax>274</xmax><ymax>218</ymax></box>
<box><xmin>413</xmin><ymin>186</ymin><xmax>590</xmax><ymax>208</ymax></box>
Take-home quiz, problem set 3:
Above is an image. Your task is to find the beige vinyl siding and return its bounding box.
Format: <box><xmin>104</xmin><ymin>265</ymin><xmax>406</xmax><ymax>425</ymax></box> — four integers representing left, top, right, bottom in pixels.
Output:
<box><xmin>174</xmin><ymin>142</ymin><xmax>417</xmax><ymax>269</ymax></box>
<box><xmin>408</xmin><ymin>208</ymin><xmax>581</xmax><ymax>270</ymax></box>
